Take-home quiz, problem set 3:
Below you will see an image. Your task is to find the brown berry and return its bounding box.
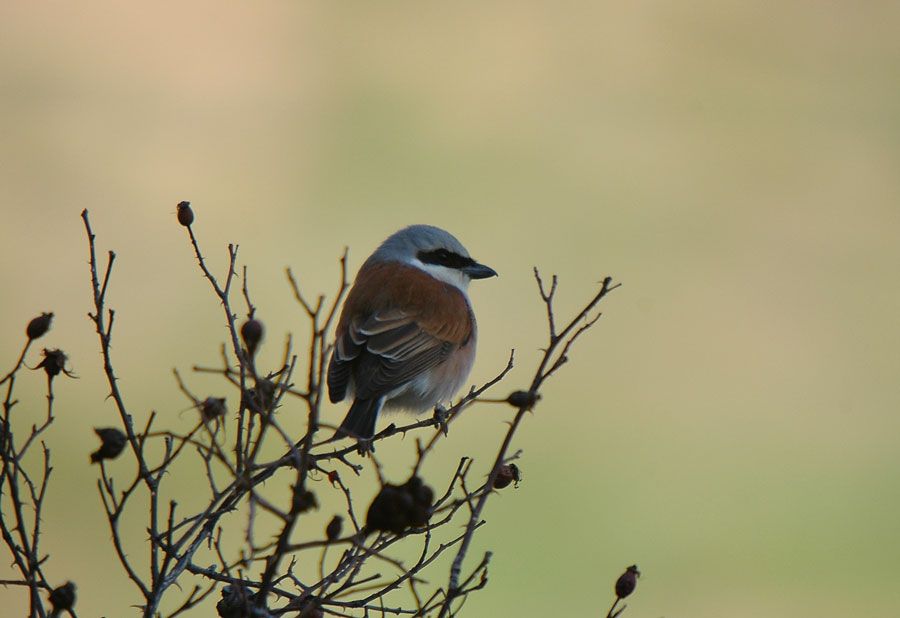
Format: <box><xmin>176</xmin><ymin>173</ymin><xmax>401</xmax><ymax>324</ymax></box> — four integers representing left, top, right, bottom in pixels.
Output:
<box><xmin>26</xmin><ymin>312</ymin><xmax>54</xmax><ymax>340</ymax></box>
<box><xmin>366</xmin><ymin>484</ymin><xmax>411</xmax><ymax>534</ymax></box>
<box><xmin>291</xmin><ymin>485</ymin><xmax>318</xmax><ymax>514</ymax></box>
<box><xmin>402</xmin><ymin>476</ymin><xmax>434</xmax><ymax>528</ymax></box>
<box><xmin>615</xmin><ymin>565</ymin><xmax>640</xmax><ymax>599</ymax></box>
<box><xmin>493</xmin><ymin>463</ymin><xmax>521</xmax><ymax>489</ymax></box>
<box><xmin>366</xmin><ymin>475</ymin><xmax>434</xmax><ymax>534</ymax></box>
<box><xmin>176</xmin><ymin>201</ymin><xmax>194</xmax><ymax>226</ymax></box>
<box><xmin>325</xmin><ymin>515</ymin><xmax>343</xmax><ymax>541</ymax></box>
<box><xmin>48</xmin><ymin>581</ymin><xmax>76</xmax><ymax>615</ymax></box>
<box><xmin>240</xmin><ymin>319</ymin><xmax>264</xmax><ymax>357</ymax></box>
<box><xmin>90</xmin><ymin>427</ymin><xmax>127</xmax><ymax>463</ymax></box>
<box><xmin>506</xmin><ymin>390</ymin><xmax>540</xmax><ymax>409</ymax></box>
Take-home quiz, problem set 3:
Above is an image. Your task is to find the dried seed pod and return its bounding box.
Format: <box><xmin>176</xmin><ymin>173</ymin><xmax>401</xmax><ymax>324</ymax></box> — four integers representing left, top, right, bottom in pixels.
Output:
<box><xmin>402</xmin><ymin>475</ymin><xmax>434</xmax><ymax>528</ymax></box>
<box><xmin>291</xmin><ymin>485</ymin><xmax>318</xmax><ymax>514</ymax></box>
<box><xmin>493</xmin><ymin>463</ymin><xmax>521</xmax><ymax>489</ymax></box>
<box><xmin>48</xmin><ymin>581</ymin><xmax>76</xmax><ymax>616</ymax></box>
<box><xmin>325</xmin><ymin>515</ymin><xmax>343</xmax><ymax>541</ymax></box>
<box><xmin>242</xmin><ymin>378</ymin><xmax>276</xmax><ymax>414</ymax></box>
<box><xmin>240</xmin><ymin>318</ymin><xmax>265</xmax><ymax>357</ymax></box>
<box><xmin>615</xmin><ymin>565</ymin><xmax>641</xmax><ymax>599</ymax></box>
<box><xmin>200</xmin><ymin>397</ymin><xmax>227</xmax><ymax>421</ymax></box>
<box><xmin>34</xmin><ymin>348</ymin><xmax>75</xmax><ymax>380</ymax></box>
<box><xmin>176</xmin><ymin>201</ymin><xmax>194</xmax><ymax>227</ymax></box>
<box><xmin>366</xmin><ymin>484</ymin><xmax>411</xmax><ymax>534</ymax></box>
<box><xmin>90</xmin><ymin>427</ymin><xmax>127</xmax><ymax>463</ymax></box>
<box><xmin>216</xmin><ymin>584</ymin><xmax>252</xmax><ymax>618</ymax></box>
<box><xmin>26</xmin><ymin>312</ymin><xmax>54</xmax><ymax>340</ymax></box>
<box><xmin>506</xmin><ymin>390</ymin><xmax>540</xmax><ymax>409</ymax></box>
<box><xmin>366</xmin><ymin>475</ymin><xmax>434</xmax><ymax>534</ymax></box>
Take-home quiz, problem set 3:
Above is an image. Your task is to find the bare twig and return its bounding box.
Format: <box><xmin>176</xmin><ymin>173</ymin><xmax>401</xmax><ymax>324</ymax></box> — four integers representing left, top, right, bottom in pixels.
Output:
<box><xmin>437</xmin><ymin>272</ymin><xmax>620</xmax><ymax>616</ymax></box>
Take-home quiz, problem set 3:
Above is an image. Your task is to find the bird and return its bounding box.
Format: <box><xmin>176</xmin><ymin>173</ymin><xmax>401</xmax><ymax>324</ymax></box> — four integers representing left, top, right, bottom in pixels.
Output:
<box><xmin>327</xmin><ymin>225</ymin><xmax>497</xmax><ymax>442</ymax></box>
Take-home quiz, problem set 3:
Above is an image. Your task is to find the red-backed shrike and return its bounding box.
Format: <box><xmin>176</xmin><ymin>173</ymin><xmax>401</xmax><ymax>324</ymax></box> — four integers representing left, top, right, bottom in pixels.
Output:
<box><xmin>327</xmin><ymin>225</ymin><xmax>497</xmax><ymax>440</ymax></box>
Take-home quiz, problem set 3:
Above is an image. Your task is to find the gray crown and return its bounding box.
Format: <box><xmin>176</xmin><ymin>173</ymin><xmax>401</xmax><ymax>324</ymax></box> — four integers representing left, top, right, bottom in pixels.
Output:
<box><xmin>365</xmin><ymin>225</ymin><xmax>470</xmax><ymax>266</ymax></box>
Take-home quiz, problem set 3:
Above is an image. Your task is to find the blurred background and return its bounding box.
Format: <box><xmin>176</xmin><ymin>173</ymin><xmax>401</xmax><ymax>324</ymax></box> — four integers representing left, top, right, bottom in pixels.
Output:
<box><xmin>2</xmin><ymin>1</ymin><xmax>900</xmax><ymax>616</ymax></box>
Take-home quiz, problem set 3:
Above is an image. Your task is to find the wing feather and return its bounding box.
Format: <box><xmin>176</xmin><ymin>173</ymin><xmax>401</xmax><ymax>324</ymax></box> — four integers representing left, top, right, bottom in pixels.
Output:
<box><xmin>327</xmin><ymin>262</ymin><xmax>474</xmax><ymax>405</ymax></box>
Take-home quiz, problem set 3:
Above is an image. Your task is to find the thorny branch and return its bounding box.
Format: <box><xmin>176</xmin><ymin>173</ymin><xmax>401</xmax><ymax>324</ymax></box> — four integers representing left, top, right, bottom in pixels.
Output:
<box><xmin>1</xmin><ymin>206</ymin><xmax>633</xmax><ymax>618</ymax></box>
<box><xmin>436</xmin><ymin>270</ymin><xmax>621</xmax><ymax>617</ymax></box>
<box><xmin>1</xmin><ymin>318</ymin><xmax>76</xmax><ymax>616</ymax></box>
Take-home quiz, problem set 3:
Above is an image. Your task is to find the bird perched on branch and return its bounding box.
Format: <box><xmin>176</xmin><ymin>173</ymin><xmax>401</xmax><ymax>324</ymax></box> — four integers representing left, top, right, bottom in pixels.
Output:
<box><xmin>327</xmin><ymin>225</ymin><xmax>497</xmax><ymax>441</ymax></box>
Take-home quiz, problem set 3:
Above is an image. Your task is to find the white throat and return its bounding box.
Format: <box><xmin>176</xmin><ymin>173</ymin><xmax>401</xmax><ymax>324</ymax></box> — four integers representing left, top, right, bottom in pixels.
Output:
<box><xmin>409</xmin><ymin>258</ymin><xmax>471</xmax><ymax>293</ymax></box>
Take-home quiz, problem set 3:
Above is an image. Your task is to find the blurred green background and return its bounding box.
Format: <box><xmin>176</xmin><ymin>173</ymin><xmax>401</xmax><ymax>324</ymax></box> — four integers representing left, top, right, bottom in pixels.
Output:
<box><xmin>2</xmin><ymin>1</ymin><xmax>900</xmax><ymax>616</ymax></box>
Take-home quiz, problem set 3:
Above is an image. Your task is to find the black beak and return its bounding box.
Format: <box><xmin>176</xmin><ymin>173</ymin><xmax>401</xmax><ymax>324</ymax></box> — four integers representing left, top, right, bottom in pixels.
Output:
<box><xmin>462</xmin><ymin>262</ymin><xmax>498</xmax><ymax>279</ymax></box>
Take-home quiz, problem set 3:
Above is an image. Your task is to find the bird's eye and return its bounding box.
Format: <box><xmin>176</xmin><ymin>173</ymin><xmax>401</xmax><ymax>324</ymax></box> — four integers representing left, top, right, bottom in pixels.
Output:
<box><xmin>417</xmin><ymin>248</ymin><xmax>462</xmax><ymax>268</ymax></box>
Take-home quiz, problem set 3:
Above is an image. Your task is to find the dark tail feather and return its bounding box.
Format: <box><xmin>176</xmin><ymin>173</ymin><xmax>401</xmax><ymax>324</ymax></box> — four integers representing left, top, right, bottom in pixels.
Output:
<box><xmin>336</xmin><ymin>397</ymin><xmax>383</xmax><ymax>440</ymax></box>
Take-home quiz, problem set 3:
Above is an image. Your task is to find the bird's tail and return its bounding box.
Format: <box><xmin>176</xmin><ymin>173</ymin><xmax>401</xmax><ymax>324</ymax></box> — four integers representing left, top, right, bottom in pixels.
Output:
<box><xmin>335</xmin><ymin>397</ymin><xmax>384</xmax><ymax>440</ymax></box>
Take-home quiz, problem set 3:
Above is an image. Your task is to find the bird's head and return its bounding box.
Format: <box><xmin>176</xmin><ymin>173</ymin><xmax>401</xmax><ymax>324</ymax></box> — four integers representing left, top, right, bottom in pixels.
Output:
<box><xmin>367</xmin><ymin>224</ymin><xmax>497</xmax><ymax>291</ymax></box>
